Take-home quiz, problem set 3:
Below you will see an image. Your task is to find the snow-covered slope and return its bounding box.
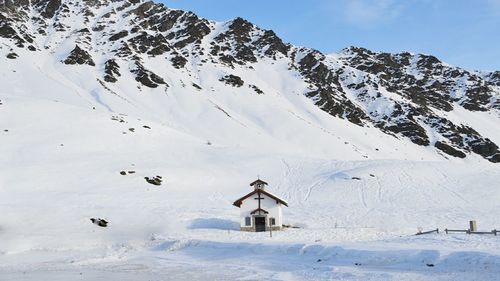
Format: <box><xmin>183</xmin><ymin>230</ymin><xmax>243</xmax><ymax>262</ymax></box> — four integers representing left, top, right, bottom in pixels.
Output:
<box><xmin>1</xmin><ymin>0</ymin><xmax>500</xmax><ymax>280</ymax></box>
<box><xmin>2</xmin><ymin>88</ymin><xmax>500</xmax><ymax>280</ymax></box>
<box><xmin>0</xmin><ymin>0</ymin><xmax>499</xmax><ymax>162</ymax></box>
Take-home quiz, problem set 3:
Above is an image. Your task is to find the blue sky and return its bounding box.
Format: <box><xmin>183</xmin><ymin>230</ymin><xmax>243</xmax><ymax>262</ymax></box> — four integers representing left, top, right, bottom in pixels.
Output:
<box><xmin>163</xmin><ymin>0</ymin><xmax>500</xmax><ymax>71</ymax></box>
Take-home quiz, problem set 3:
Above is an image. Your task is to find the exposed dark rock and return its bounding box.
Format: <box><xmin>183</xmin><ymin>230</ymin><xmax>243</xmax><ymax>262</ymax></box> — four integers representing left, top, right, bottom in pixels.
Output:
<box><xmin>486</xmin><ymin>71</ymin><xmax>500</xmax><ymax>86</ymax></box>
<box><xmin>104</xmin><ymin>59</ymin><xmax>120</xmax><ymax>83</ymax></box>
<box><xmin>218</xmin><ymin>54</ymin><xmax>236</xmax><ymax>66</ymax></box>
<box><xmin>131</xmin><ymin>61</ymin><xmax>166</xmax><ymax>88</ymax></box>
<box><xmin>255</xmin><ymin>30</ymin><xmax>290</xmax><ymax>57</ymax></box>
<box><xmin>116</xmin><ymin>0</ymin><xmax>133</xmax><ymax>12</ymax></box>
<box><xmin>417</xmin><ymin>54</ymin><xmax>441</xmax><ymax>69</ymax></box>
<box><xmin>6</xmin><ymin>52</ymin><xmax>18</xmax><ymax>59</ymax></box>
<box><xmin>423</xmin><ymin>117</ymin><xmax>500</xmax><ymax>162</ymax></box>
<box><xmin>328</xmin><ymin>46</ymin><xmax>500</xmax><ymax>161</ymax></box>
<box><xmin>109</xmin><ymin>30</ymin><xmax>128</xmax><ymax>41</ymax></box>
<box><xmin>305</xmin><ymin>87</ymin><xmax>367</xmax><ymax>126</ymax></box>
<box><xmin>115</xmin><ymin>42</ymin><xmax>133</xmax><ymax>57</ymax></box>
<box><xmin>126</xmin><ymin>32</ymin><xmax>171</xmax><ymax>56</ymax></box>
<box><xmin>166</xmin><ymin>11</ymin><xmax>211</xmax><ymax>49</ymax></box>
<box><xmin>77</xmin><ymin>28</ymin><xmax>89</xmax><ymax>34</ymax></box>
<box><xmin>148</xmin><ymin>44</ymin><xmax>170</xmax><ymax>56</ymax></box>
<box><xmin>38</xmin><ymin>0</ymin><xmax>62</xmax><ymax>18</ymax></box>
<box><xmin>220</xmin><ymin>74</ymin><xmax>244</xmax><ymax>87</ymax></box>
<box><xmin>145</xmin><ymin>175</ymin><xmax>162</xmax><ymax>186</ymax></box>
<box><xmin>0</xmin><ymin>0</ymin><xmax>30</xmax><ymax>11</ymax></box>
<box><xmin>111</xmin><ymin>115</ymin><xmax>126</xmax><ymax>123</ymax></box>
<box><xmin>297</xmin><ymin>50</ymin><xmax>369</xmax><ymax>125</ymax></box>
<box><xmin>155</xmin><ymin>9</ymin><xmax>181</xmax><ymax>32</ymax></box>
<box><xmin>468</xmin><ymin>138</ymin><xmax>500</xmax><ymax>163</ymax></box>
<box><xmin>126</xmin><ymin>0</ymin><xmax>167</xmax><ymax>23</ymax></box>
<box><xmin>171</xmin><ymin>55</ymin><xmax>187</xmax><ymax>69</ymax></box>
<box><xmin>461</xmin><ymin>85</ymin><xmax>492</xmax><ymax>111</ymax></box>
<box><xmin>384</xmin><ymin>121</ymin><xmax>429</xmax><ymax>146</ymax></box>
<box><xmin>224</xmin><ymin>17</ymin><xmax>254</xmax><ymax>43</ymax></box>
<box><xmin>90</xmin><ymin>218</ymin><xmax>108</xmax><ymax>227</ymax></box>
<box><xmin>63</xmin><ymin>45</ymin><xmax>95</xmax><ymax>66</ymax></box>
<box><xmin>0</xmin><ymin>19</ymin><xmax>26</xmax><ymax>47</ymax></box>
<box><xmin>211</xmin><ymin>17</ymin><xmax>258</xmax><ymax>64</ymax></box>
<box><xmin>435</xmin><ymin>141</ymin><xmax>466</xmax><ymax>158</ymax></box>
<box><xmin>341</xmin><ymin>47</ymin><xmax>459</xmax><ymax>112</ymax></box>
<box><xmin>250</xmin><ymin>85</ymin><xmax>264</xmax><ymax>95</ymax></box>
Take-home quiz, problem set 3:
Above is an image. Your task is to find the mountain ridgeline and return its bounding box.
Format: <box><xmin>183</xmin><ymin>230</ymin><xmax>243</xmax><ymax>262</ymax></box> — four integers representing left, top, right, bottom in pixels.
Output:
<box><xmin>1</xmin><ymin>0</ymin><xmax>499</xmax><ymax>162</ymax></box>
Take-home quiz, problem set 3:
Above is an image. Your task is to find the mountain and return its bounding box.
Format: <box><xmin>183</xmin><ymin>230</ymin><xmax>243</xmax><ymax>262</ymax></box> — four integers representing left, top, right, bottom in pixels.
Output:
<box><xmin>1</xmin><ymin>0</ymin><xmax>499</xmax><ymax>163</ymax></box>
<box><xmin>3</xmin><ymin>1</ymin><xmax>500</xmax><ymax>279</ymax></box>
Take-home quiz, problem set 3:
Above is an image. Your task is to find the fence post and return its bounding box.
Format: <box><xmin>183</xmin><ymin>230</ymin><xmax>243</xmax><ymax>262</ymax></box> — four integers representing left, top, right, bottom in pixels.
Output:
<box><xmin>269</xmin><ymin>218</ymin><xmax>272</xmax><ymax>238</ymax></box>
<box><xmin>470</xmin><ymin>221</ymin><xmax>477</xmax><ymax>232</ymax></box>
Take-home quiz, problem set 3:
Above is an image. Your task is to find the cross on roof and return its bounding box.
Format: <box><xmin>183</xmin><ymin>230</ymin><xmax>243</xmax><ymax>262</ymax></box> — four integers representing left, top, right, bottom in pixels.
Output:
<box><xmin>254</xmin><ymin>192</ymin><xmax>265</xmax><ymax>209</ymax></box>
<box><xmin>232</xmin><ymin>179</ymin><xmax>289</xmax><ymax>208</ymax></box>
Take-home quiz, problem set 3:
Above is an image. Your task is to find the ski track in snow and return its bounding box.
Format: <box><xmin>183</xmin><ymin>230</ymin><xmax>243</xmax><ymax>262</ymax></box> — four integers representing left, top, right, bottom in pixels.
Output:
<box><xmin>90</xmin><ymin>90</ymin><xmax>113</xmax><ymax>112</ymax></box>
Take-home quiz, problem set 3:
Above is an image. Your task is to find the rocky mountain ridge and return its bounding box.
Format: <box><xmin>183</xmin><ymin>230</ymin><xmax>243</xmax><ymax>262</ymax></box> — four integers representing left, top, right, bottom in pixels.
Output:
<box><xmin>1</xmin><ymin>0</ymin><xmax>499</xmax><ymax>162</ymax></box>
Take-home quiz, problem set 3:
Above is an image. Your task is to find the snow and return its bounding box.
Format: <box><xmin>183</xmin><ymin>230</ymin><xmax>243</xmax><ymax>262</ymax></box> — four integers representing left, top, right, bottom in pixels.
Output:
<box><xmin>1</xmin><ymin>1</ymin><xmax>500</xmax><ymax>279</ymax></box>
<box><xmin>1</xmin><ymin>90</ymin><xmax>500</xmax><ymax>279</ymax></box>
<box><xmin>3</xmin><ymin>234</ymin><xmax>500</xmax><ymax>280</ymax></box>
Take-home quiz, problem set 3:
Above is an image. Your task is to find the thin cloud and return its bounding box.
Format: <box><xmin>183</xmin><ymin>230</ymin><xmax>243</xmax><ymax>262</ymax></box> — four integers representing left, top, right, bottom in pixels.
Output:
<box><xmin>487</xmin><ymin>0</ymin><xmax>500</xmax><ymax>14</ymax></box>
<box><xmin>338</xmin><ymin>0</ymin><xmax>414</xmax><ymax>28</ymax></box>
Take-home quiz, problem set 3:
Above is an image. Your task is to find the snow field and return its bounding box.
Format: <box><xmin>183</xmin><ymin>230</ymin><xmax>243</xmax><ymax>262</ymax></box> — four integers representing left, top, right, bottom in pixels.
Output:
<box><xmin>1</xmin><ymin>91</ymin><xmax>500</xmax><ymax>279</ymax></box>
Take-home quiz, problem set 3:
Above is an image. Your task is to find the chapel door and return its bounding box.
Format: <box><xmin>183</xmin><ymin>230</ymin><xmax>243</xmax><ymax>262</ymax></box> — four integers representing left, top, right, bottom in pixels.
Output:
<box><xmin>255</xmin><ymin>216</ymin><xmax>266</xmax><ymax>232</ymax></box>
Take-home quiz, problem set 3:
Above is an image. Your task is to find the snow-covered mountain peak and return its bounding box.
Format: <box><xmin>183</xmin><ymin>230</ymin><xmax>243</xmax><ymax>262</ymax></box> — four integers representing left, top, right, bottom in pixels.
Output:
<box><xmin>0</xmin><ymin>0</ymin><xmax>499</xmax><ymax>162</ymax></box>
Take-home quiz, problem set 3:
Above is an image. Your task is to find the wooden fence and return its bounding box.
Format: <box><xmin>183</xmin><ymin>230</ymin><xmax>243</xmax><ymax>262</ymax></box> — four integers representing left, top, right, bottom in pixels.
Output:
<box><xmin>416</xmin><ymin>228</ymin><xmax>499</xmax><ymax>236</ymax></box>
<box><xmin>444</xmin><ymin>229</ymin><xmax>498</xmax><ymax>235</ymax></box>
<box><xmin>416</xmin><ymin>228</ymin><xmax>439</xmax><ymax>235</ymax></box>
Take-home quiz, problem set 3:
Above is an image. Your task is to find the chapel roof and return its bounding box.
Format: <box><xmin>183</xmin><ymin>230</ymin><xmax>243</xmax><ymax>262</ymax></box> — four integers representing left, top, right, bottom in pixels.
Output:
<box><xmin>249</xmin><ymin>179</ymin><xmax>268</xmax><ymax>186</ymax></box>
<box><xmin>233</xmin><ymin>188</ymin><xmax>288</xmax><ymax>208</ymax></box>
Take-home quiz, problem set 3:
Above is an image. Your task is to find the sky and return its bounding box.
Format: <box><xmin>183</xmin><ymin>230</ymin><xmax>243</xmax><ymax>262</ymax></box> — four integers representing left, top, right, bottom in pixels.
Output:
<box><xmin>162</xmin><ymin>0</ymin><xmax>500</xmax><ymax>72</ymax></box>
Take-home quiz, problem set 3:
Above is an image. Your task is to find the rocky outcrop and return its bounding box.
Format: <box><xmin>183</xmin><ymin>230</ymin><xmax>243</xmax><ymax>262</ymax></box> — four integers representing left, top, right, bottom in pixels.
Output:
<box><xmin>171</xmin><ymin>55</ymin><xmax>187</xmax><ymax>69</ymax></box>
<box><xmin>63</xmin><ymin>45</ymin><xmax>95</xmax><ymax>66</ymax></box>
<box><xmin>109</xmin><ymin>30</ymin><xmax>128</xmax><ymax>41</ymax></box>
<box><xmin>104</xmin><ymin>59</ymin><xmax>120</xmax><ymax>83</ymax></box>
<box><xmin>36</xmin><ymin>0</ymin><xmax>62</xmax><ymax>19</ymax></box>
<box><xmin>128</xmin><ymin>32</ymin><xmax>171</xmax><ymax>56</ymax></box>
<box><xmin>219</xmin><ymin>74</ymin><xmax>244</xmax><ymax>87</ymax></box>
<box><xmin>290</xmin><ymin>46</ymin><xmax>500</xmax><ymax>162</ymax></box>
<box><xmin>298</xmin><ymin>50</ymin><xmax>368</xmax><ymax>125</ymax></box>
<box><xmin>131</xmin><ymin>61</ymin><xmax>166</xmax><ymax>88</ymax></box>
<box><xmin>435</xmin><ymin>141</ymin><xmax>466</xmax><ymax>158</ymax></box>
